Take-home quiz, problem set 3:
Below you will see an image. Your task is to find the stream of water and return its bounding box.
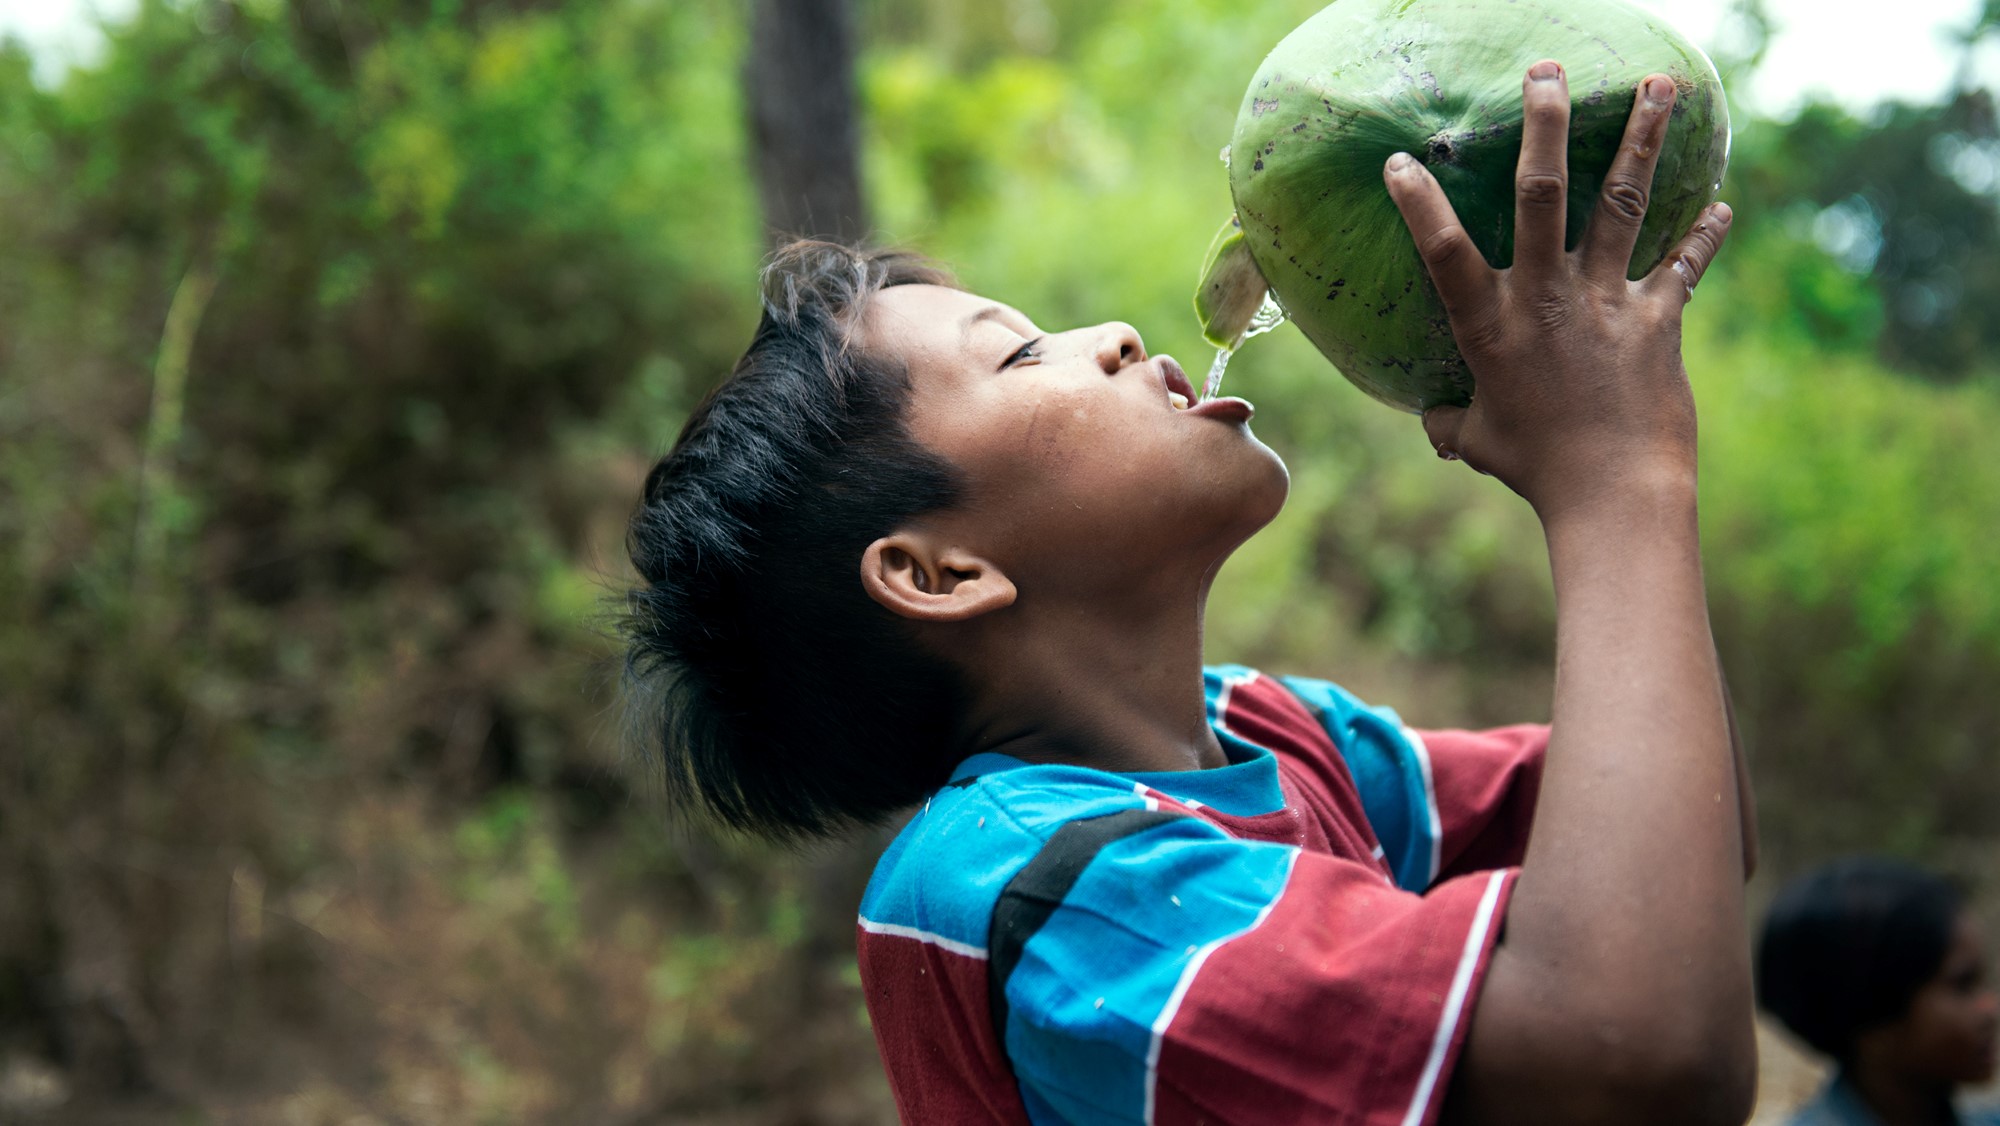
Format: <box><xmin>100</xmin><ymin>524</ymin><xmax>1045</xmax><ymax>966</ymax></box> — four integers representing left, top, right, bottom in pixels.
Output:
<box><xmin>1201</xmin><ymin>292</ymin><xmax>1288</xmax><ymax>401</ymax></box>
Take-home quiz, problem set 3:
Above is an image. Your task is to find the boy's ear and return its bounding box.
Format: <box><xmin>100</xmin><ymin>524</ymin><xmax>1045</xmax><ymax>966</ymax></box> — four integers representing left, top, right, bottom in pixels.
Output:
<box><xmin>860</xmin><ymin>533</ymin><xmax>1017</xmax><ymax>623</ymax></box>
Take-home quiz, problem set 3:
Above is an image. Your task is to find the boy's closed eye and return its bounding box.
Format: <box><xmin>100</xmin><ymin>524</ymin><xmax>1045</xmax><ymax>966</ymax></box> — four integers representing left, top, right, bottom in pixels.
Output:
<box><xmin>1000</xmin><ymin>338</ymin><xmax>1043</xmax><ymax>370</ymax></box>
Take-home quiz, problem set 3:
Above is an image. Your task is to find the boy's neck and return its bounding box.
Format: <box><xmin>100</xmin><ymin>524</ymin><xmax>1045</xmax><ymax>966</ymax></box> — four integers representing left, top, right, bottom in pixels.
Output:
<box><xmin>952</xmin><ymin>584</ymin><xmax>1228</xmax><ymax>776</ymax></box>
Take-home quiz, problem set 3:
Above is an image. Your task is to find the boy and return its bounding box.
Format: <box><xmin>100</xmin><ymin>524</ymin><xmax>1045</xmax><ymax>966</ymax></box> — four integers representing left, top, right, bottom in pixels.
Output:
<box><xmin>625</xmin><ymin>64</ymin><xmax>1758</xmax><ymax>1124</ymax></box>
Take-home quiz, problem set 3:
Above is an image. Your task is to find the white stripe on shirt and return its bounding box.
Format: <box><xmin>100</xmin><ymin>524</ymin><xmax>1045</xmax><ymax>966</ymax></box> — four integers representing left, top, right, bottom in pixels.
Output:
<box><xmin>1142</xmin><ymin>848</ymin><xmax>1302</xmax><ymax>1125</ymax></box>
<box><xmin>1209</xmin><ymin>667</ymin><xmax>1259</xmax><ymax>734</ymax></box>
<box><xmin>1399</xmin><ymin>869</ymin><xmax>1509</xmax><ymax>1126</ymax></box>
<box><xmin>857</xmin><ymin>915</ymin><xmax>989</xmax><ymax>960</ymax></box>
<box><xmin>1403</xmin><ymin>724</ymin><xmax>1444</xmax><ymax>886</ymax></box>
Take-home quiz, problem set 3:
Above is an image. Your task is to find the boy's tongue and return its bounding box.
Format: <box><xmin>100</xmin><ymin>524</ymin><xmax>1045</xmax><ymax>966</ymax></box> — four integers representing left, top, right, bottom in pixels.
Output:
<box><xmin>1159</xmin><ymin>356</ymin><xmax>1200</xmax><ymax>405</ymax></box>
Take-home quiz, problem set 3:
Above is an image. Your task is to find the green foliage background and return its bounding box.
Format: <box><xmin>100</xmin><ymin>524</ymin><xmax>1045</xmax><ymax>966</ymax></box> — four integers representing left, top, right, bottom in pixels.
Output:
<box><xmin>2</xmin><ymin>0</ymin><xmax>1997</xmax><ymax>1119</ymax></box>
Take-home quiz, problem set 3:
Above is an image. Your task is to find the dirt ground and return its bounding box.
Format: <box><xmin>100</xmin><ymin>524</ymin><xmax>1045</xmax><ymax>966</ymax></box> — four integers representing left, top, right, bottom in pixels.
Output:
<box><xmin>1751</xmin><ymin>1019</ymin><xmax>1835</xmax><ymax>1124</ymax></box>
<box><xmin>1</xmin><ymin>1014</ymin><xmax>1987</xmax><ymax>1124</ymax></box>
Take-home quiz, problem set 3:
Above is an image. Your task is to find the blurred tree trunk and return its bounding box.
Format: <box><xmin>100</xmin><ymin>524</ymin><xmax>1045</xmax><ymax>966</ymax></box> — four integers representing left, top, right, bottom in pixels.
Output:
<box><xmin>745</xmin><ymin>0</ymin><xmax>869</xmax><ymax>243</ymax></box>
<box><xmin>745</xmin><ymin>0</ymin><xmax>879</xmax><ymax>964</ymax></box>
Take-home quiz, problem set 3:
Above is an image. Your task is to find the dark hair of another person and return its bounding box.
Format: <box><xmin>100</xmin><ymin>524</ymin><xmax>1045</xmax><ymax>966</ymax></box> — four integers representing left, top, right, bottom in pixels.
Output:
<box><xmin>622</xmin><ymin>241</ymin><xmax>967</xmax><ymax>842</ymax></box>
<box><xmin>1756</xmin><ymin>855</ymin><xmax>1965</xmax><ymax>1063</ymax></box>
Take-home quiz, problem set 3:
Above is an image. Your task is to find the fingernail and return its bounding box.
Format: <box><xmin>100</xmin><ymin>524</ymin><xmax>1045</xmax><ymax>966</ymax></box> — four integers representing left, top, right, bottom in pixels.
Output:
<box><xmin>1645</xmin><ymin>76</ymin><xmax>1674</xmax><ymax>105</ymax></box>
<box><xmin>1387</xmin><ymin>152</ymin><xmax>1414</xmax><ymax>172</ymax></box>
<box><xmin>1713</xmin><ymin>201</ymin><xmax>1734</xmax><ymax>223</ymax></box>
<box><xmin>1529</xmin><ymin>60</ymin><xmax>1561</xmax><ymax>82</ymax></box>
<box><xmin>1437</xmin><ymin>447</ymin><xmax>1460</xmax><ymax>462</ymax></box>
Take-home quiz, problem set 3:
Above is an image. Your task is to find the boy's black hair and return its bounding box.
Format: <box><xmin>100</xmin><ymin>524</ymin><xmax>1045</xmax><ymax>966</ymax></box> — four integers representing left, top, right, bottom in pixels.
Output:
<box><xmin>622</xmin><ymin>240</ymin><xmax>968</xmax><ymax>842</ymax></box>
<box><xmin>1756</xmin><ymin>855</ymin><xmax>1965</xmax><ymax>1063</ymax></box>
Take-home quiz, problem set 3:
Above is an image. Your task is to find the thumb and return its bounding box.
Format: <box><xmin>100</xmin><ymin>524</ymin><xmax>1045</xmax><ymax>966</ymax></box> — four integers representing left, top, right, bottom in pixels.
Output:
<box><xmin>1422</xmin><ymin>405</ymin><xmax>1467</xmax><ymax>462</ymax></box>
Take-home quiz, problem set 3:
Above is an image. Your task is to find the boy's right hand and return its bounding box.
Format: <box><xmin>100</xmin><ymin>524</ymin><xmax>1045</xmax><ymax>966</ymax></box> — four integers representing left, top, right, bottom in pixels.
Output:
<box><xmin>1383</xmin><ymin>61</ymin><xmax>1732</xmax><ymax>522</ymax></box>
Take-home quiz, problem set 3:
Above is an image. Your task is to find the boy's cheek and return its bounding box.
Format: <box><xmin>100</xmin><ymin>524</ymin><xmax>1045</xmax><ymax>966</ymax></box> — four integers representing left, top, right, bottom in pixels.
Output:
<box><xmin>919</xmin><ymin>387</ymin><xmax>1218</xmax><ymax>541</ymax></box>
<box><xmin>946</xmin><ymin>392</ymin><xmax>1134</xmax><ymax>489</ymax></box>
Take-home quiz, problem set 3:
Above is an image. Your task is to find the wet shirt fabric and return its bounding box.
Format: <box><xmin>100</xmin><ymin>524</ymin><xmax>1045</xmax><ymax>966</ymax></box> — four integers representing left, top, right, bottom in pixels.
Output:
<box><xmin>856</xmin><ymin>665</ymin><xmax>1548</xmax><ymax>1126</ymax></box>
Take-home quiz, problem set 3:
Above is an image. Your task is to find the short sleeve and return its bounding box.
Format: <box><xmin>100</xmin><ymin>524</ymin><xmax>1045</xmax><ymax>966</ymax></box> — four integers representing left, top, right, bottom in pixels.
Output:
<box><xmin>991</xmin><ymin>808</ymin><xmax>1516</xmax><ymax>1126</ymax></box>
<box><xmin>1278</xmin><ymin>675</ymin><xmax>1546</xmax><ymax>888</ymax></box>
<box><xmin>1409</xmin><ymin>724</ymin><xmax>1547</xmax><ymax>881</ymax></box>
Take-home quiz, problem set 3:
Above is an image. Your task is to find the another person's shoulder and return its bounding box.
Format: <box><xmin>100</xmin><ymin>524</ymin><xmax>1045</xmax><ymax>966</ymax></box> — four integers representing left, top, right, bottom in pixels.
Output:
<box><xmin>1781</xmin><ymin>1082</ymin><xmax>1871</xmax><ymax>1125</ymax></box>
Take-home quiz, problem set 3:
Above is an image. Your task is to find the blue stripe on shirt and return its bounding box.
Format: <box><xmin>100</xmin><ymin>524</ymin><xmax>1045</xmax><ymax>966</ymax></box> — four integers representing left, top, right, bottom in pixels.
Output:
<box><xmin>1001</xmin><ymin>815</ymin><xmax>1297</xmax><ymax>1124</ymax></box>
<box><xmin>1279</xmin><ymin>674</ymin><xmax>1439</xmax><ymax>892</ymax></box>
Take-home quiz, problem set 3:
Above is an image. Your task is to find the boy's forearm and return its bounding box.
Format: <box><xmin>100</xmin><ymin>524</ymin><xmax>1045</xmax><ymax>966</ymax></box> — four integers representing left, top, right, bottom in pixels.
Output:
<box><xmin>1529</xmin><ymin>473</ymin><xmax>1745</xmax><ymax>914</ymax></box>
<box><xmin>1500</xmin><ymin>474</ymin><xmax>1753</xmax><ymax>1100</ymax></box>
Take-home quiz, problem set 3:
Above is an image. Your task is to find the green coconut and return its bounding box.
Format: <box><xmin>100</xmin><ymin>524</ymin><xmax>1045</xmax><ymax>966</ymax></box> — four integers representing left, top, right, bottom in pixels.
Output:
<box><xmin>1195</xmin><ymin>0</ymin><xmax>1730</xmax><ymax>412</ymax></box>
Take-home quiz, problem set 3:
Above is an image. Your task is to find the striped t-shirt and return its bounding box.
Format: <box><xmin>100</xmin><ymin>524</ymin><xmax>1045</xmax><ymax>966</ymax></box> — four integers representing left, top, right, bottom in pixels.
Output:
<box><xmin>856</xmin><ymin>665</ymin><xmax>1548</xmax><ymax>1125</ymax></box>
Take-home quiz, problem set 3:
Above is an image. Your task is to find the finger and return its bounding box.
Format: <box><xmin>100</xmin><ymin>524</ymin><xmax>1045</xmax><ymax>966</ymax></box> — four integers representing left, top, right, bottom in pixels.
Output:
<box><xmin>1422</xmin><ymin>405</ymin><xmax>1468</xmax><ymax>462</ymax></box>
<box><xmin>1643</xmin><ymin>202</ymin><xmax>1734</xmax><ymax>304</ymax></box>
<box><xmin>1513</xmin><ymin>60</ymin><xmax>1573</xmax><ymax>281</ymax></box>
<box><xmin>1580</xmin><ymin>74</ymin><xmax>1677</xmax><ymax>280</ymax></box>
<box><xmin>1385</xmin><ymin>153</ymin><xmax>1498</xmax><ymax>319</ymax></box>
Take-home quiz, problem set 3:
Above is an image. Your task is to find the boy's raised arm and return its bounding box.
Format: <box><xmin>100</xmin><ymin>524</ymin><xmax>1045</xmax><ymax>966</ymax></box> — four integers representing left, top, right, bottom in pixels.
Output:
<box><xmin>1384</xmin><ymin>63</ymin><xmax>1755</xmax><ymax>1125</ymax></box>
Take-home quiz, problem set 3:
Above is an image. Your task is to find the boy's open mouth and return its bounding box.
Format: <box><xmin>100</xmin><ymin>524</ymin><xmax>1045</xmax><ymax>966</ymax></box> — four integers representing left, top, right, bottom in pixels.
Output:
<box><xmin>1157</xmin><ymin>355</ymin><xmax>1254</xmax><ymax>423</ymax></box>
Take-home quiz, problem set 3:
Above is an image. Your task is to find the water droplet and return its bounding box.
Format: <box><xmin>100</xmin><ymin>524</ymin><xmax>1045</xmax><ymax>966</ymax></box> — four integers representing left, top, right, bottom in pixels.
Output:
<box><xmin>1094</xmin><ymin>997</ymin><xmax>1105</xmax><ymax>1009</ymax></box>
<box><xmin>1170</xmin><ymin>895</ymin><xmax>1182</xmax><ymax>907</ymax></box>
<box><xmin>1218</xmin><ymin>144</ymin><xmax>1232</xmax><ymax>168</ymax></box>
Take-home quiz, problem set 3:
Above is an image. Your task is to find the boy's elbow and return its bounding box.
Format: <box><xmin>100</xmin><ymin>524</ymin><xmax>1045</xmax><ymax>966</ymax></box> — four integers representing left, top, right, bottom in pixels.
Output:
<box><xmin>1570</xmin><ymin>1012</ymin><xmax>1758</xmax><ymax>1126</ymax></box>
<box><xmin>1635</xmin><ymin>1022</ymin><xmax>1758</xmax><ymax>1125</ymax></box>
<box><xmin>1467</xmin><ymin>953</ymin><xmax>1759</xmax><ymax>1126</ymax></box>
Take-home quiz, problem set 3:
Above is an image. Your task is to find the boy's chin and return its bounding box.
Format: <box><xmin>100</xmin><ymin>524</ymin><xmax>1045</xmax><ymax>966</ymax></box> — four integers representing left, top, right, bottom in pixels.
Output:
<box><xmin>1185</xmin><ymin>450</ymin><xmax>1291</xmax><ymax>554</ymax></box>
<box><xmin>1219</xmin><ymin>442</ymin><xmax>1291</xmax><ymax>523</ymax></box>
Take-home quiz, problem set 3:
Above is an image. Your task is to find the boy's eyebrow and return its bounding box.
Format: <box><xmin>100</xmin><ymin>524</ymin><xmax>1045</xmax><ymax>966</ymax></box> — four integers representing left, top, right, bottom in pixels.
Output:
<box><xmin>959</xmin><ymin>304</ymin><xmax>1018</xmax><ymax>348</ymax></box>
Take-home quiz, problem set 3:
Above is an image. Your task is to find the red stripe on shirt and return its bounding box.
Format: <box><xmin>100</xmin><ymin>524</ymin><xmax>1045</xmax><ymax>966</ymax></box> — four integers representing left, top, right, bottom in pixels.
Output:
<box><xmin>1151</xmin><ymin>866</ymin><xmax>1517</xmax><ymax>1126</ymax></box>
<box><xmin>857</xmin><ymin>928</ymin><xmax>1027</xmax><ymax>1124</ymax></box>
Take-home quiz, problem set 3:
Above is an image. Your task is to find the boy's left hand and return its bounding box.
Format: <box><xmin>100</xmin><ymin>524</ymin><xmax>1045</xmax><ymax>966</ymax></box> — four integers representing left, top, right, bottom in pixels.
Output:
<box><xmin>1381</xmin><ymin>64</ymin><xmax>1732</xmax><ymax>522</ymax></box>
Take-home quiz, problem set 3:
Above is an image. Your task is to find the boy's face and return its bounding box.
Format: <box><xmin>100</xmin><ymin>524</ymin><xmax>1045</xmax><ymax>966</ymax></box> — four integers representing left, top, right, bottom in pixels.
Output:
<box><xmin>858</xmin><ymin>284</ymin><xmax>1288</xmax><ymax>596</ymax></box>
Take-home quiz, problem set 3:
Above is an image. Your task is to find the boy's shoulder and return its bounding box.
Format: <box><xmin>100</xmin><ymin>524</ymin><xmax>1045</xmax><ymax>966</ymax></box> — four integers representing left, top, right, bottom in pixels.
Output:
<box><xmin>857</xmin><ymin>752</ymin><xmax>1168</xmax><ymax>955</ymax></box>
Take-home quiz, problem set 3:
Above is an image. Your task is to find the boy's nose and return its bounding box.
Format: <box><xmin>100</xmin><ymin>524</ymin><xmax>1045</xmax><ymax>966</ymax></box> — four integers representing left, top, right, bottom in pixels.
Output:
<box><xmin>1093</xmin><ymin>322</ymin><xmax>1146</xmax><ymax>374</ymax></box>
